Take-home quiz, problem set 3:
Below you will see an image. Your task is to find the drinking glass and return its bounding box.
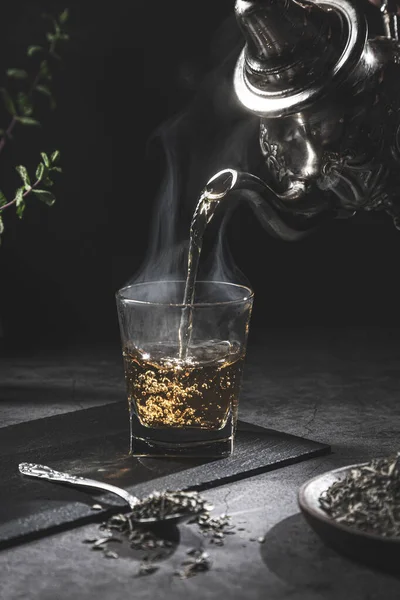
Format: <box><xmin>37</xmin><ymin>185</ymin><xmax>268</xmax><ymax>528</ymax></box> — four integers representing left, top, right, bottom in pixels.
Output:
<box><xmin>116</xmin><ymin>280</ymin><xmax>253</xmax><ymax>457</ymax></box>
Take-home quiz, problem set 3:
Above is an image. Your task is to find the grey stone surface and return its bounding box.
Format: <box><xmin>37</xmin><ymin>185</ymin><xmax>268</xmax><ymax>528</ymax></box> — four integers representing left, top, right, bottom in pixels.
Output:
<box><xmin>0</xmin><ymin>343</ymin><xmax>124</xmax><ymax>428</ymax></box>
<box><xmin>1</xmin><ymin>327</ymin><xmax>400</xmax><ymax>599</ymax></box>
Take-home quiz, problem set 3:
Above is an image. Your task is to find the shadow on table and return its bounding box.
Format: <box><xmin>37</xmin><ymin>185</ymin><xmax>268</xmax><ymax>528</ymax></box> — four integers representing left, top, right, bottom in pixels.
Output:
<box><xmin>260</xmin><ymin>513</ymin><xmax>400</xmax><ymax>597</ymax></box>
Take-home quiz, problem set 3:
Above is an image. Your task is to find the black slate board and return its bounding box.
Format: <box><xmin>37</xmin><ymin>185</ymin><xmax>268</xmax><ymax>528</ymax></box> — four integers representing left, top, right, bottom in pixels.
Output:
<box><xmin>0</xmin><ymin>402</ymin><xmax>330</xmax><ymax>549</ymax></box>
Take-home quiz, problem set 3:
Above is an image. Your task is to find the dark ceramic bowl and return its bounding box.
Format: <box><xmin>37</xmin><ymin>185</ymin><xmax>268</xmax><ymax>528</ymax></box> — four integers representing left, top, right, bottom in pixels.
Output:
<box><xmin>298</xmin><ymin>464</ymin><xmax>400</xmax><ymax>575</ymax></box>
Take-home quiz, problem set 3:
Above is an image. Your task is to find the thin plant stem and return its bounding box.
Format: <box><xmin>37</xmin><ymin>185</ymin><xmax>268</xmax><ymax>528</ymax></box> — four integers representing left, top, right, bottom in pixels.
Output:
<box><xmin>0</xmin><ymin>178</ymin><xmax>41</xmax><ymax>212</ymax></box>
<box><xmin>0</xmin><ymin>116</ymin><xmax>17</xmax><ymax>155</ymax></box>
<box><xmin>0</xmin><ymin>61</ymin><xmax>46</xmax><ymax>156</ymax></box>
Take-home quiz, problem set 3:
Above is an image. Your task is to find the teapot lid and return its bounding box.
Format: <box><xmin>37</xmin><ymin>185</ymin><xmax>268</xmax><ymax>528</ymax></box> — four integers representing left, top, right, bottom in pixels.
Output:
<box><xmin>233</xmin><ymin>0</ymin><xmax>367</xmax><ymax>118</ymax></box>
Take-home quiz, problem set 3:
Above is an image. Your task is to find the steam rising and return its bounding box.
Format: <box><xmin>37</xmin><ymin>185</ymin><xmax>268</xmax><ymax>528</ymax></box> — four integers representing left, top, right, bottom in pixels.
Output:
<box><xmin>130</xmin><ymin>113</ymin><xmax>189</xmax><ymax>288</ymax></box>
<box><xmin>125</xmin><ymin>14</ymin><xmax>257</xmax><ymax>301</ymax></box>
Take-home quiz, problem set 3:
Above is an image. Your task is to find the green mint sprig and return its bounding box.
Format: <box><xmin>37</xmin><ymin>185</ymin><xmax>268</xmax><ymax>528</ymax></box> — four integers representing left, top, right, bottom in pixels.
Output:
<box><xmin>0</xmin><ymin>9</ymin><xmax>69</xmax><ymax>243</ymax></box>
<box><xmin>0</xmin><ymin>151</ymin><xmax>61</xmax><ymax>238</ymax></box>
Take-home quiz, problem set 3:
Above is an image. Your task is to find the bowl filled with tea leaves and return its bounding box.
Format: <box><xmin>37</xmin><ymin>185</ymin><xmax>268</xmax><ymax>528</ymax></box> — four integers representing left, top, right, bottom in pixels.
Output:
<box><xmin>298</xmin><ymin>453</ymin><xmax>400</xmax><ymax>574</ymax></box>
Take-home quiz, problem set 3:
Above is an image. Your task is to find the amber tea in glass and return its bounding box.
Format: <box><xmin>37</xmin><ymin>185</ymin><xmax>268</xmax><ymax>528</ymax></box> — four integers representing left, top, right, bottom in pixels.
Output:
<box><xmin>116</xmin><ymin>280</ymin><xmax>253</xmax><ymax>457</ymax></box>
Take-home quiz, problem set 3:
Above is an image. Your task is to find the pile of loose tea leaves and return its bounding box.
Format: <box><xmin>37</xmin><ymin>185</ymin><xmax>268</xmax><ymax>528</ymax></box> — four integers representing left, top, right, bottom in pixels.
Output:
<box><xmin>319</xmin><ymin>452</ymin><xmax>400</xmax><ymax>537</ymax></box>
<box><xmin>128</xmin><ymin>490</ymin><xmax>213</xmax><ymax>522</ymax></box>
<box><xmin>84</xmin><ymin>488</ymin><xmax>239</xmax><ymax>579</ymax></box>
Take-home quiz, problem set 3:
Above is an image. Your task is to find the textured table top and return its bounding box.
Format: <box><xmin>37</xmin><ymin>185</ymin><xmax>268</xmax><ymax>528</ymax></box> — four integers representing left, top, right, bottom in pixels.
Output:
<box><xmin>1</xmin><ymin>327</ymin><xmax>400</xmax><ymax>600</ymax></box>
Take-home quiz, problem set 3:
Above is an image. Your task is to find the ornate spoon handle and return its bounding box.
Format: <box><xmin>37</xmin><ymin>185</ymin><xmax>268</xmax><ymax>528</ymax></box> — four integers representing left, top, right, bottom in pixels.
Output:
<box><xmin>18</xmin><ymin>462</ymin><xmax>139</xmax><ymax>509</ymax></box>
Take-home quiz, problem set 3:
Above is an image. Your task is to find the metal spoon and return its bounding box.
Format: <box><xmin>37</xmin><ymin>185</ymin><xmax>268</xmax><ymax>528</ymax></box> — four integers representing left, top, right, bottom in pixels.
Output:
<box><xmin>18</xmin><ymin>462</ymin><xmax>205</xmax><ymax>525</ymax></box>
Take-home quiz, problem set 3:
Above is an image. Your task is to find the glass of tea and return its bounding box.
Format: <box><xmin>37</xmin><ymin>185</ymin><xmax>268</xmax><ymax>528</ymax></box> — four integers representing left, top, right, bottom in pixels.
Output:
<box><xmin>116</xmin><ymin>280</ymin><xmax>253</xmax><ymax>458</ymax></box>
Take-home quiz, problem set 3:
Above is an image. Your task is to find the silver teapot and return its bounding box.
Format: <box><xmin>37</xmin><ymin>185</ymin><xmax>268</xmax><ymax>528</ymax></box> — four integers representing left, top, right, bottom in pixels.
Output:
<box><xmin>211</xmin><ymin>0</ymin><xmax>400</xmax><ymax>241</ymax></box>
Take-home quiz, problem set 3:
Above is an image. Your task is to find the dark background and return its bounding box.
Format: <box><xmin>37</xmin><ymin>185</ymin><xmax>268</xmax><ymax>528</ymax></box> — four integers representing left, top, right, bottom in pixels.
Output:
<box><xmin>0</xmin><ymin>0</ymin><xmax>398</xmax><ymax>353</ymax></box>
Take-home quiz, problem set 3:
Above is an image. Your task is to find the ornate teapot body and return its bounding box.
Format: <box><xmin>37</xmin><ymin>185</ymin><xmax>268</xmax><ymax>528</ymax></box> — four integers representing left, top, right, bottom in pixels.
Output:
<box><xmin>226</xmin><ymin>0</ymin><xmax>400</xmax><ymax>238</ymax></box>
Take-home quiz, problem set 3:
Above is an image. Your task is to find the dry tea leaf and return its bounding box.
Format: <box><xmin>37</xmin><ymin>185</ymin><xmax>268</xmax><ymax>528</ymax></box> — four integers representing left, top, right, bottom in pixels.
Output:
<box><xmin>319</xmin><ymin>453</ymin><xmax>400</xmax><ymax>537</ymax></box>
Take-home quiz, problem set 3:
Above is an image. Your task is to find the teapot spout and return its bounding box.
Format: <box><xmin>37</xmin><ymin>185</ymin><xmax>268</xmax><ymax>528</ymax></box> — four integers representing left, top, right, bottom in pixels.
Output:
<box><xmin>204</xmin><ymin>169</ymin><xmax>332</xmax><ymax>242</ymax></box>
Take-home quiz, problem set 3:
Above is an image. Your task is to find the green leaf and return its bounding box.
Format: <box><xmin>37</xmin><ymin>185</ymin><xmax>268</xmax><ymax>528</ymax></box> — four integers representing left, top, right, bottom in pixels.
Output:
<box><xmin>43</xmin><ymin>177</ymin><xmax>54</xmax><ymax>187</ymax></box>
<box><xmin>7</xmin><ymin>68</ymin><xmax>28</xmax><ymax>80</ymax></box>
<box><xmin>16</xmin><ymin>165</ymin><xmax>31</xmax><ymax>189</ymax></box>
<box><xmin>51</xmin><ymin>166</ymin><xmax>62</xmax><ymax>173</ymax></box>
<box><xmin>16</xmin><ymin>201</ymin><xmax>25</xmax><ymax>218</ymax></box>
<box><xmin>14</xmin><ymin>187</ymin><xmax>25</xmax><ymax>218</ymax></box>
<box><xmin>27</xmin><ymin>45</ymin><xmax>43</xmax><ymax>57</ymax></box>
<box><xmin>35</xmin><ymin>85</ymin><xmax>56</xmax><ymax>109</ymax></box>
<box><xmin>59</xmin><ymin>8</ymin><xmax>69</xmax><ymax>23</ymax></box>
<box><xmin>32</xmin><ymin>189</ymin><xmax>55</xmax><ymax>206</ymax></box>
<box><xmin>17</xmin><ymin>92</ymin><xmax>33</xmax><ymax>116</ymax></box>
<box><xmin>15</xmin><ymin>116</ymin><xmax>41</xmax><ymax>126</ymax></box>
<box><xmin>35</xmin><ymin>84</ymin><xmax>51</xmax><ymax>97</ymax></box>
<box><xmin>0</xmin><ymin>190</ymin><xmax>7</xmax><ymax>207</ymax></box>
<box><xmin>0</xmin><ymin>214</ymin><xmax>4</xmax><ymax>237</ymax></box>
<box><xmin>50</xmin><ymin>150</ymin><xmax>60</xmax><ymax>164</ymax></box>
<box><xmin>40</xmin><ymin>152</ymin><xmax>50</xmax><ymax>167</ymax></box>
<box><xmin>39</xmin><ymin>60</ymin><xmax>52</xmax><ymax>81</ymax></box>
<box><xmin>15</xmin><ymin>187</ymin><xmax>24</xmax><ymax>206</ymax></box>
<box><xmin>36</xmin><ymin>163</ymin><xmax>45</xmax><ymax>181</ymax></box>
<box><xmin>0</xmin><ymin>88</ymin><xmax>16</xmax><ymax>116</ymax></box>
